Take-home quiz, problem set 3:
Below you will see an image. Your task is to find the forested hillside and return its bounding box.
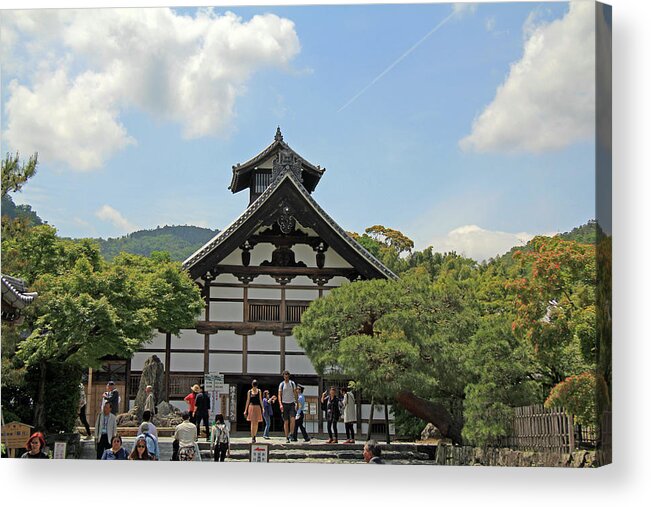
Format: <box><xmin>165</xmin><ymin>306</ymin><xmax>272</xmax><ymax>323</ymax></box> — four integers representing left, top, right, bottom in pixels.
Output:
<box><xmin>94</xmin><ymin>225</ymin><xmax>219</xmax><ymax>261</ymax></box>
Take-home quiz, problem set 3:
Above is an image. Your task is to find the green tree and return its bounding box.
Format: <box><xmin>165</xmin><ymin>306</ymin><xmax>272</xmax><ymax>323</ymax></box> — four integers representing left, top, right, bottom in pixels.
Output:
<box><xmin>295</xmin><ymin>266</ymin><xmax>478</xmax><ymax>444</ymax></box>
<box><xmin>5</xmin><ymin>225</ymin><xmax>204</xmax><ymax>431</ymax></box>
<box><xmin>1</xmin><ymin>152</ymin><xmax>38</xmax><ymax>198</ymax></box>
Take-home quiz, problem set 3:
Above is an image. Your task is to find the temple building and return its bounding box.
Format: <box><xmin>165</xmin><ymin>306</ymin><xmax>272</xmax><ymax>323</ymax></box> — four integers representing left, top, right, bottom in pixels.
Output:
<box><xmin>125</xmin><ymin>129</ymin><xmax>396</xmax><ymax>434</ymax></box>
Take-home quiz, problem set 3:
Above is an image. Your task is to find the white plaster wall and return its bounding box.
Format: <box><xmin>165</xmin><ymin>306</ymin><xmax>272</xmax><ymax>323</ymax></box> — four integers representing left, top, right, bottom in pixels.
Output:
<box><xmin>285</xmin><ymin>335</ymin><xmax>303</xmax><ymax>352</ymax></box>
<box><xmin>248</xmin><ymin>243</ymin><xmax>275</xmax><ymax>266</ymax></box>
<box><xmin>172</xmin><ymin>329</ymin><xmax>204</xmax><ymax>350</ymax></box>
<box><xmin>210</xmin><ymin>301</ymin><xmax>242</xmax><ymax>321</ymax></box>
<box><xmin>209</xmin><ymin>285</ymin><xmax>242</xmax><ymax>298</ymax></box>
<box><xmin>209</xmin><ymin>353</ymin><xmax>242</xmax><ymax>373</ymax></box>
<box><xmin>253</xmin><ymin>275</ymin><xmax>277</xmax><ymax>286</ymax></box>
<box><xmin>210</xmin><ymin>331</ymin><xmax>242</xmax><ymax>351</ymax></box>
<box><xmin>220</xmin><ymin>249</ymin><xmax>243</xmax><ymax>265</ymax></box>
<box><xmin>293</xmin><ymin>244</ymin><xmax>316</xmax><ymax>266</ymax></box>
<box><xmin>286</xmin><ymin>354</ymin><xmax>316</xmax><ymax>375</ymax></box>
<box><xmin>324</xmin><ymin>249</ymin><xmax>353</xmax><ymax>269</ymax></box>
<box><xmin>360</xmin><ymin>405</ymin><xmax>394</xmax><ymax>420</ymax></box>
<box><xmin>248</xmin><ymin>331</ymin><xmax>279</xmax><ymax>351</ymax></box>
<box><xmin>130</xmin><ymin>352</ymin><xmax>154</xmax><ymax>371</ymax></box>
<box><xmin>213</xmin><ymin>273</ymin><xmax>240</xmax><ymax>285</ymax></box>
<box><xmin>141</xmin><ymin>332</ymin><xmax>166</xmax><ymax>349</ymax></box>
<box><xmin>248</xmin><ymin>354</ymin><xmax>280</xmax><ymax>374</ymax></box>
<box><xmin>248</xmin><ymin>287</ymin><xmax>281</xmax><ymax>299</ymax></box>
<box><xmin>284</xmin><ymin>289</ymin><xmax>319</xmax><ymax>300</ymax></box>
<box><xmin>258</xmin><ymin>157</ymin><xmax>273</xmax><ymax>169</ymax></box>
<box><xmin>170</xmin><ymin>353</ymin><xmax>204</xmax><ymax>371</ymax></box>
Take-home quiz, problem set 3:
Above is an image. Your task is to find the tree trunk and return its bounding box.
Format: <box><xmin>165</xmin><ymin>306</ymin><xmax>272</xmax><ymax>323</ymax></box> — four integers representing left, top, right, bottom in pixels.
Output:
<box><xmin>394</xmin><ymin>390</ymin><xmax>463</xmax><ymax>445</ymax></box>
<box><xmin>384</xmin><ymin>400</ymin><xmax>391</xmax><ymax>444</ymax></box>
<box><xmin>33</xmin><ymin>360</ymin><xmax>47</xmax><ymax>431</ymax></box>
<box><xmin>366</xmin><ymin>399</ymin><xmax>375</xmax><ymax>440</ymax></box>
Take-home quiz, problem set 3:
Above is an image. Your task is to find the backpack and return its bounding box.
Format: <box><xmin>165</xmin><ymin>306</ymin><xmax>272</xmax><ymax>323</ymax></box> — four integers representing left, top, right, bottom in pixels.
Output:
<box><xmin>214</xmin><ymin>424</ymin><xmax>229</xmax><ymax>445</ymax></box>
<box><xmin>143</xmin><ymin>433</ymin><xmax>157</xmax><ymax>457</ymax></box>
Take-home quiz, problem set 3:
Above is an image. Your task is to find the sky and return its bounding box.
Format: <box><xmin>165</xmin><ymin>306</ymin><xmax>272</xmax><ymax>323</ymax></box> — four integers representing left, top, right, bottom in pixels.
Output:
<box><xmin>1</xmin><ymin>1</ymin><xmax>604</xmax><ymax>261</ymax></box>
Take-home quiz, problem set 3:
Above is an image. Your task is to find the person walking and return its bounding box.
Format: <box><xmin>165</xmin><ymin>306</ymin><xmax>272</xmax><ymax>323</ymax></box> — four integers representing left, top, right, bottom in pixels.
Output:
<box><xmin>100</xmin><ymin>435</ymin><xmax>128</xmax><ymax>460</ymax></box>
<box><xmin>278</xmin><ymin>370</ymin><xmax>298</xmax><ymax>443</ymax></box>
<box><xmin>184</xmin><ymin>384</ymin><xmax>200</xmax><ymax>424</ymax></box>
<box><xmin>194</xmin><ymin>384</ymin><xmax>211</xmax><ymax>440</ymax></box>
<box><xmin>321</xmin><ymin>387</ymin><xmax>341</xmax><ymax>444</ymax></box>
<box><xmin>94</xmin><ymin>401</ymin><xmax>118</xmax><ymax>459</ymax></box>
<box><xmin>292</xmin><ymin>385</ymin><xmax>311</xmax><ymax>442</ymax></box>
<box><xmin>78</xmin><ymin>382</ymin><xmax>92</xmax><ymax>439</ymax></box>
<box><xmin>244</xmin><ymin>379</ymin><xmax>263</xmax><ymax>443</ymax></box>
<box><xmin>143</xmin><ymin>385</ymin><xmax>155</xmax><ymax>422</ymax></box>
<box><xmin>210</xmin><ymin>414</ymin><xmax>230</xmax><ymax>462</ymax></box>
<box><xmin>341</xmin><ymin>386</ymin><xmax>356</xmax><ymax>443</ymax></box>
<box><xmin>102</xmin><ymin>381</ymin><xmax>120</xmax><ymax>415</ymax></box>
<box><xmin>262</xmin><ymin>390</ymin><xmax>275</xmax><ymax>439</ymax></box>
<box><xmin>21</xmin><ymin>432</ymin><xmax>49</xmax><ymax>459</ymax></box>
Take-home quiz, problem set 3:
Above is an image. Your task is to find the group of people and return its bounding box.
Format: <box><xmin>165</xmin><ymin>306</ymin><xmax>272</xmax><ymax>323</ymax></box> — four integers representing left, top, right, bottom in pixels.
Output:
<box><xmin>183</xmin><ymin>383</ymin><xmax>211</xmax><ymax>439</ymax></box>
<box><xmin>93</xmin><ymin>397</ymin><xmax>160</xmax><ymax>460</ymax></box>
<box><xmin>239</xmin><ymin>371</ymin><xmax>357</xmax><ymax>446</ymax></box>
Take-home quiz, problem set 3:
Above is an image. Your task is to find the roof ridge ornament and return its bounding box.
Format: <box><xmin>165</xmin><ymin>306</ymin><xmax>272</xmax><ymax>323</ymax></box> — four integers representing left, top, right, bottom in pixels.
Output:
<box><xmin>272</xmin><ymin>148</ymin><xmax>303</xmax><ymax>185</ymax></box>
<box><xmin>275</xmin><ymin>126</ymin><xmax>283</xmax><ymax>142</ymax></box>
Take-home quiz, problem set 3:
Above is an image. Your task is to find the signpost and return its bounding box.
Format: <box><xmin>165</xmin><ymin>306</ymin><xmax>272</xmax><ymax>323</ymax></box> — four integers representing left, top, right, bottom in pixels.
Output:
<box><xmin>53</xmin><ymin>441</ymin><xmax>67</xmax><ymax>459</ymax></box>
<box><xmin>205</xmin><ymin>372</ymin><xmax>225</xmax><ymax>417</ymax></box>
<box><xmin>250</xmin><ymin>443</ymin><xmax>269</xmax><ymax>462</ymax></box>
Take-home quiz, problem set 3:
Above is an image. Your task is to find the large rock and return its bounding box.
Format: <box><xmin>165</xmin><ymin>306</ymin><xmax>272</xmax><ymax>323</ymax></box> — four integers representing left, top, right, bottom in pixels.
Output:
<box><xmin>420</xmin><ymin>423</ymin><xmax>443</xmax><ymax>441</ymax></box>
<box><xmin>132</xmin><ymin>355</ymin><xmax>166</xmax><ymax>420</ymax></box>
<box><xmin>152</xmin><ymin>401</ymin><xmax>182</xmax><ymax>427</ymax></box>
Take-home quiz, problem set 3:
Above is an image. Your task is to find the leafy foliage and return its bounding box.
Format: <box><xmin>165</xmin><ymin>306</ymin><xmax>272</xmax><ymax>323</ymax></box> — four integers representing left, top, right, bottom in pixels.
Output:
<box><xmin>544</xmin><ymin>371</ymin><xmax>609</xmax><ymax>427</ymax></box>
<box><xmin>1</xmin><ymin>152</ymin><xmax>38</xmax><ymax>198</ymax></box>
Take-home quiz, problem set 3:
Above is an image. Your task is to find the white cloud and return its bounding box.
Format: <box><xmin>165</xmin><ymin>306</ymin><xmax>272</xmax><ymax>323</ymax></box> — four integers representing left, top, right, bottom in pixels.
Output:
<box><xmin>459</xmin><ymin>2</ymin><xmax>595</xmax><ymax>153</ymax></box>
<box><xmin>427</xmin><ymin>224</ymin><xmax>544</xmax><ymax>262</ymax></box>
<box><xmin>2</xmin><ymin>8</ymin><xmax>300</xmax><ymax>170</ymax></box>
<box><xmin>95</xmin><ymin>205</ymin><xmax>137</xmax><ymax>233</ymax></box>
<box><xmin>452</xmin><ymin>3</ymin><xmax>478</xmax><ymax>17</ymax></box>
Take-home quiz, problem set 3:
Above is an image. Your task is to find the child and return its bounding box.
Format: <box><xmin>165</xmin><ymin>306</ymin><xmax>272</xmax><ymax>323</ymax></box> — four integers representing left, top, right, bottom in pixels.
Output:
<box><xmin>210</xmin><ymin>414</ymin><xmax>230</xmax><ymax>462</ymax></box>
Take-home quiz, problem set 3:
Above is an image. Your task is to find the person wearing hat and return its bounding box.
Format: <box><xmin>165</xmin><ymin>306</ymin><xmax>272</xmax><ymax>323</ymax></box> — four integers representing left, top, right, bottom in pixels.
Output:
<box><xmin>184</xmin><ymin>384</ymin><xmax>201</xmax><ymax>424</ymax></box>
<box><xmin>139</xmin><ymin>422</ymin><xmax>160</xmax><ymax>460</ymax></box>
<box><xmin>102</xmin><ymin>380</ymin><xmax>120</xmax><ymax>415</ymax></box>
<box><xmin>22</xmin><ymin>432</ymin><xmax>49</xmax><ymax>459</ymax></box>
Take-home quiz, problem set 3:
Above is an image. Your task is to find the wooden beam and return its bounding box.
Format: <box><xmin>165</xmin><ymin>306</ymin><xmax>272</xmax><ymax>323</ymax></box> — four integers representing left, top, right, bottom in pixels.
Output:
<box><xmin>213</xmin><ymin>265</ymin><xmax>356</xmax><ymax>278</ymax></box>
<box><xmin>208</xmin><ymin>282</ymin><xmax>337</xmax><ymax>290</ymax></box>
<box><xmin>164</xmin><ymin>332</ymin><xmax>171</xmax><ymax>402</ymax></box>
<box><xmin>196</xmin><ymin>321</ymin><xmax>296</xmax><ymax>334</ymax></box>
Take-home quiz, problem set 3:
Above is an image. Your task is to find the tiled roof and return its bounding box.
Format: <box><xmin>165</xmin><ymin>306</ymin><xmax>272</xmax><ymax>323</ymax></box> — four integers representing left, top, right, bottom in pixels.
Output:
<box><xmin>1</xmin><ymin>274</ymin><xmax>38</xmax><ymax>309</ymax></box>
<box><xmin>183</xmin><ymin>170</ymin><xmax>396</xmax><ymax>280</ymax></box>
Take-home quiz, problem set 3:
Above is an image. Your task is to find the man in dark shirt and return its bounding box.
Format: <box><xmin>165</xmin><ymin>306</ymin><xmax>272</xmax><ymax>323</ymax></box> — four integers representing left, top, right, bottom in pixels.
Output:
<box><xmin>102</xmin><ymin>381</ymin><xmax>120</xmax><ymax>414</ymax></box>
<box><xmin>194</xmin><ymin>384</ymin><xmax>211</xmax><ymax>440</ymax></box>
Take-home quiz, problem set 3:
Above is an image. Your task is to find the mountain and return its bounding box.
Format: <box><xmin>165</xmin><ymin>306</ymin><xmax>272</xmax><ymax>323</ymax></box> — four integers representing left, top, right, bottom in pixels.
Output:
<box><xmin>1</xmin><ymin>194</ymin><xmax>44</xmax><ymax>226</ymax></box>
<box><xmin>94</xmin><ymin>225</ymin><xmax>219</xmax><ymax>262</ymax></box>
<box><xmin>557</xmin><ymin>220</ymin><xmax>597</xmax><ymax>244</ymax></box>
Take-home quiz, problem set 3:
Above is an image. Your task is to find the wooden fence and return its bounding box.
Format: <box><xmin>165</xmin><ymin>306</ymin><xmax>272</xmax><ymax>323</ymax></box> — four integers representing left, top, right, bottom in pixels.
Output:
<box><xmin>497</xmin><ymin>404</ymin><xmax>575</xmax><ymax>453</ymax></box>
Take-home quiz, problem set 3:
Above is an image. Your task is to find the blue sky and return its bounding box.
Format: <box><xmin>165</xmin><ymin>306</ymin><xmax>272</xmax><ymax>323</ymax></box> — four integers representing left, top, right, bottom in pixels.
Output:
<box><xmin>1</xmin><ymin>1</ymin><xmax>603</xmax><ymax>261</ymax></box>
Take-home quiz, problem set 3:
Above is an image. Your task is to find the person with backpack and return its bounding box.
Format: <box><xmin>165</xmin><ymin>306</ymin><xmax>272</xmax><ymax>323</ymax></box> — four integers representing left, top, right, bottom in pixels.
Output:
<box><xmin>210</xmin><ymin>414</ymin><xmax>231</xmax><ymax>462</ymax></box>
<box><xmin>140</xmin><ymin>422</ymin><xmax>160</xmax><ymax>460</ymax></box>
<box><xmin>278</xmin><ymin>370</ymin><xmax>298</xmax><ymax>443</ymax></box>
